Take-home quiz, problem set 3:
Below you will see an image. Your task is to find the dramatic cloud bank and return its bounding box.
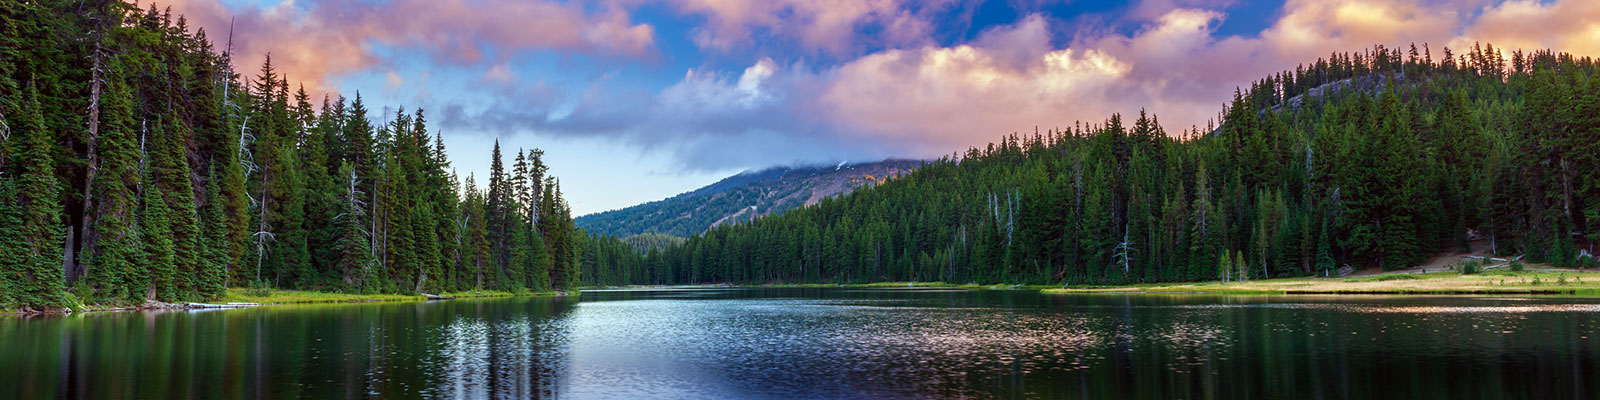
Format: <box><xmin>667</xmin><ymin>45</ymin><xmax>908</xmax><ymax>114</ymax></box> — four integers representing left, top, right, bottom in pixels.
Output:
<box><xmin>165</xmin><ymin>0</ymin><xmax>656</xmax><ymax>94</ymax></box>
<box><xmin>165</xmin><ymin>0</ymin><xmax>1600</xmax><ymax>171</ymax></box>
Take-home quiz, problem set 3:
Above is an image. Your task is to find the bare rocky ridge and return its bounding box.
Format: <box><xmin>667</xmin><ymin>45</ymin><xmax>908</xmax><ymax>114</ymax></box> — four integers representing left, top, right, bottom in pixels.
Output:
<box><xmin>577</xmin><ymin>159</ymin><xmax>924</xmax><ymax>238</ymax></box>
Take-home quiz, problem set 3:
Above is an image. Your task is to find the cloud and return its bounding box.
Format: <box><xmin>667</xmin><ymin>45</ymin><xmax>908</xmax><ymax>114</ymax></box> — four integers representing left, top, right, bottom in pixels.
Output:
<box><xmin>658</xmin><ymin>0</ymin><xmax>966</xmax><ymax>55</ymax></box>
<box><xmin>162</xmin><ymin>0</ymin><xmax>656</xmax><ymax>95</ymax></box>
<box><xmin>165</xmin><ymin>0</ymin><xmax>1600</xmax><ymax>172</ymax></box>
<box><xmin>1453</xmin><ymin>0</ymin><xmax>1600</xmax><ymax>57</ymax></box>
<box><xmin>482</xmin><ymin>63</ymin><xmax>514</xmax><ymax>84</ymax></box>
<box><xmin>805</xmin><ymin>0</ymin><xmax>1600</xmax><ymax>160</ymax></box>
<box><xmin>384</xmin><ymin>70</ymin><xmax>404</xmax><ymax>91</ymax></box>
<box><xmin>1258</xmin><ymin>0</ymin><xmax>1466</xmax><ymax>62</ymax></box>
<box><xmin>818</xmin><ymin>15</ymin><xmax>1134</xmax><ymax>154</ymax></box>
<box><xmin>435</xmin><ymin>56</ymin><xmax>908</xmax><ymax>170</ymax></box>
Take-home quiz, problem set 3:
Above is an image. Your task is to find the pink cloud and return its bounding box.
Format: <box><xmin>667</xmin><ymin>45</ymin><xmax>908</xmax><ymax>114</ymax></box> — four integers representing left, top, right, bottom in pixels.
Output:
<box><xmin>817</xmin><ymin>15</ymin><xmax>1132</xmax><ymax>154</ymax></box>
<box><xmin>814</xmin><ymin>11</ymin><xmax>1213</xmax><ymax>155</ymax></box>
<box><xmin>801</xmin><ymin>0</ymin><xmax>1600</xmax><ymax>160</ymax></box>
<box><xmin>161</xmin><ymin>0</ymin><xmax>656</xmax><ymax>96</ymax></box>
<box><xmin>660</xmin><ymin>0</ymin><xmax>964</xmax><ymax>55</ymax></box>
<box><xmin>161</xmin><ymin>0</ymin><xmax>1600</xmax><ymax>170</ymax></box>
<box><xmin>1453</xmin><ymin>0</ymin><xmax>1600</xmax><ymax>57</ymax></box>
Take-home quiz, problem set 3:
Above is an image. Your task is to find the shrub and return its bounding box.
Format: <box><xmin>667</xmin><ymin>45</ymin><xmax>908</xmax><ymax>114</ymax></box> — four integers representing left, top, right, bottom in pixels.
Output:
<box><xmin>246</xmin><ymin>283</ymin><xmax>273</xmax><ymax>298</ymax></box>
<box><xmin>1558</xmin><ymin>274</ymin><xmax>1568</xmax><ymax>286</ymax></box>
<box><xmin>1579</xmin><ymin>255</ymin><xmax>1598</xmax><ymax>270</ymax></box>
<box><xmin>1509</xmin><ymin>260</ymin><xmax>1525</xmax><ymax>272</ymax></box>
<box><xmin>62</xmin><ymin>292</ymin><xmax>86</xmax><ymax>311</ymax></box>
<box><xmin>69</xmin><ymin>281</ymin><xmax>98</xmax><ymax>307</ymax></box>
<box><xmin>1459</xmin><ymin>260</ymin><xmax>1483</xmax><ymax>275</ymax></box>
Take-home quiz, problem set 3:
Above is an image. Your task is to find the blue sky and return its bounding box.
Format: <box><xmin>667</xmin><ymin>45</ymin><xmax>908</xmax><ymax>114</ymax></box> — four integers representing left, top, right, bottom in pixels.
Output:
<box><xmin>174</xmin><ymin>0</ymin><xmax>1596</xmax><ymax>215</ymax></box>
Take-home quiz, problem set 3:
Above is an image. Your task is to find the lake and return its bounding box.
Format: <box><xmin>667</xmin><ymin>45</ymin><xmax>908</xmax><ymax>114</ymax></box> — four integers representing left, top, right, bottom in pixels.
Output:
<box><xmin>3</xmin><ymin>288</ymin><xmax>1599</xmax><ymax>399</ymax></box>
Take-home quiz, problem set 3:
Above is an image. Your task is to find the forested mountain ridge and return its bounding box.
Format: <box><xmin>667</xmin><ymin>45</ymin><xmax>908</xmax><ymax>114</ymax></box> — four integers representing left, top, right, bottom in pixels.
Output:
<box><xmin>576</xmin><ymin>159</ymin><xmax>922</xmax><ymax>238</ymax></box>
<box><xmin>0</xmin><ymin>1</ymin><xmax>583</xmax><ymax>311</ymax></box>
<box><xmin>579</xmin><ymin>43</ymin><xmax>1600</xmax><ymax>287</ymax></box>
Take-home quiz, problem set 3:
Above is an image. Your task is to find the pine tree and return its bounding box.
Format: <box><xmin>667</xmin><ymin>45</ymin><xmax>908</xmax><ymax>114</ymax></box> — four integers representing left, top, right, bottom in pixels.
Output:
<box><xmin>1218</xmin><ymin>249</ymin><xmax>1233</xmax><ymax>283</ymax></box>
<box><xmin>463</xmin><ymin>174</ymin><xmax>492</xmax><ymax>289</ymax></box>
<box><xmin>1190</xmin><ymin>161</ymin><xmax>1220</xmax><ymax>281</ymax></box>
<box><xmin>486</xmin><ymin>141</ymin><xmax>510</xmax><ymax>288</ymax></box>
<box><xmin>0</xmin><ymin>86</ymin><xmax>70</xmax><ymax>310</ymax></box>
<box><xmin>302</xmin><ymin>96</ymin><xmax>343</xmax><ymax>285</ymax></box>
<box><xmin>1316</xmin><ymin>218</ymin><xmax>1335</xmax><ymax>276</ymax></box>
<box><xmin>152</xmin><ymin>118</ymin><xmax>205</xmax><ymax>299</ymax></box>
<box><xmin>199</xmin><ymin>167</ymin><xmax>229</xmax><ymax>298</ymax></box>
<box><xmin>82</xmin><ymin>63</ymin><xmax>143</xmax><ymax>303</ymax></box>
<box><xmin>141</xmin><ymin>170</ymin><xmax>177</xmax><ymax>301</ymax></box>
<box><xmin>334</xmin><ymin>162</ymin><xmax>375</xmax><ymax>291</ymax></box>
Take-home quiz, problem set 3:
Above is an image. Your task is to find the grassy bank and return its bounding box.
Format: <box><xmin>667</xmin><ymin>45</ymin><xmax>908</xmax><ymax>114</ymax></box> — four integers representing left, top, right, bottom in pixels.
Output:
<box><xmin>1</xmin><ymin>289</ymin><xmax>569</xmax><ymax>316</ymax></box>
<box><xmin>751</xmin><ymin>282</ymin><xmax>1074</xmax><ymax>291</ymax></box>
<box><xmin>217</xmin><ymin>288</ymin><xmax>566</xmax><ymax>305</ymax></box>
<box><xmin>1042</xmin><ymin>269</ymin><xmax>1600</xmax><ymax>296</ymax></box>
<box><xmin>762</xmin><ymin>282</ymin><xmax>981</xmax><ymax>289</ymax></box>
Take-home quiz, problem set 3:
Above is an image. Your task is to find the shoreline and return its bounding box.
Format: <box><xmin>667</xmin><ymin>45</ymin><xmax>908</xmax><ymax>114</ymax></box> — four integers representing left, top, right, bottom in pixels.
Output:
<box><xmin>1041</xmin><ymin>269</ymin><xmax>1600</xmax><ymax>296</ymax></box>
<box><xmin>1</xmin><ymin>288</ymin><xmax>572</xmax><ymax>317</ymax></box>
<box><xmin>611</xmin><ymin>269</ymin><xmax>1600</xmax><ymax>297</ymax></box>
<box><xmin>12</xmin><ymin>268</ymin><xmax>1600</xmax><ymax>316</ymax></box>
<box><xmin>568</xmin><ymin>271</ymin><xmax>1596</xmax><ymax>297</ymax></box>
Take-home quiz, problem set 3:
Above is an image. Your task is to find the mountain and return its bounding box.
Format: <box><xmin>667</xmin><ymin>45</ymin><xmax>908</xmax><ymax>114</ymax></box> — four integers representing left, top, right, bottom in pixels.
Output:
<box><xmin>578</xmin><ymin>44</ymin><xmax>1600</xmax><ymax>287</ymax></box>
<box><xmin>577</xmin><ymin>159</ymin><xmax>924</xmax><ymax>238</ymax></box>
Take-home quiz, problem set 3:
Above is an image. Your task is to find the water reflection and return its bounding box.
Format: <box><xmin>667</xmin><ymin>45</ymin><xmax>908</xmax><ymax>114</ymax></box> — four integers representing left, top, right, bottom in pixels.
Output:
<box><xmin>2</xmin><ymin>289</ymin><xmax>1598</xmax><ymax>399</ymax></box>
<box><xmin>0</xmin><ymin>297</ymin><xmax>578</xmax><ymax>399</ymax></box>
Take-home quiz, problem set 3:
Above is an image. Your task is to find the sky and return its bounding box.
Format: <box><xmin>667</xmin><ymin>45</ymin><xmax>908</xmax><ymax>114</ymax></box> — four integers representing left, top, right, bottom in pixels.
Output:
<box><xmin>159</xmin><ymin>0</ymin><xmax>1600</xmax><ymax>215</ymax></box>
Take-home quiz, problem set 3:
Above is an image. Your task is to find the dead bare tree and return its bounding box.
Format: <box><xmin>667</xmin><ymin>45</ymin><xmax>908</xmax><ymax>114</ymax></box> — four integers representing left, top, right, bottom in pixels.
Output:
<box><xmin>336</xmin><ymin>167</ymin><xmax>371</xmax><ymax>287</ymax></box>
<box><xmin>1113</xmin><ymin>227</ymin><xmax>1133</xmax><ymax>275</ymax></box>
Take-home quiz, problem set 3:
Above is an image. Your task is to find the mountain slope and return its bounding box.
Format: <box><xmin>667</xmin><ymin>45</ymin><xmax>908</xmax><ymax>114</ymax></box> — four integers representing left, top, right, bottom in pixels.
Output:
<box><xmin>577</xmin><ymin>44</ymin><xmax>1600</xmax><ymax>287</ymax></box>
<box><xmin>577</xmin><ymin>159</ymin><xmax>923</xmax><ymax>238</ymax></box>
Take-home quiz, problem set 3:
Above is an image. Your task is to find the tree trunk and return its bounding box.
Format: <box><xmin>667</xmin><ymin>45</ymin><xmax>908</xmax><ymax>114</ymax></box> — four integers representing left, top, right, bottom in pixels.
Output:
<box><xmin>70</xmin><ymin>14</ymin><xmax>109</xmax><ymax>285</ymax></box>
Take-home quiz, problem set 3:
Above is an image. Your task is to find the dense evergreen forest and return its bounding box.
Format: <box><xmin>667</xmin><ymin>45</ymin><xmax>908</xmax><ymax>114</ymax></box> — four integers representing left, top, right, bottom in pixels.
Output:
<box><xmin>0</xmin><ymin>2</ymin><xmax>583</xmax><ymax>311</ymax></box>
<box><xmin>7</xmin><ymin>3</ymin><xmax>1600</xmax><ymax>309</ymax></box>
<box><xmin>581</xmin><ymin>43</ymin><xmax>1599</xmax><ymax>287</ymax></box>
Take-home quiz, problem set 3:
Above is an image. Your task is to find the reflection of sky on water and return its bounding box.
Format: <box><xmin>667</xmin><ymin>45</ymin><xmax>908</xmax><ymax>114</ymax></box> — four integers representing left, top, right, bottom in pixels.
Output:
<box><xmin>559</xmin><ymin>298</ymin><xmax>1106</xmax><ymax>398</ymax></box>
<box><xmin>4</xmin><ymin>290</ymin><xmax>1600</xmax><ymax>399</ymax></box>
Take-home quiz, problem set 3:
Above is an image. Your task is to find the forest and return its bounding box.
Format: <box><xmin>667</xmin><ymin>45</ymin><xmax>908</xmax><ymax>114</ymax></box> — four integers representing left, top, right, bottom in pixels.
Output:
<box><xmin>7</xmin><ymin>2</ymin><xmax>1600</xmax><ymax>311</ymax></box>
<box><xmin>580</xmin><ymin>43</ymin><xmax>1599</xmax><ymax>287</ymax></box>
<box><xmin>0</xmin><ymin>1</ymin><xmax>583</xmax><ymax>311</ymax></box>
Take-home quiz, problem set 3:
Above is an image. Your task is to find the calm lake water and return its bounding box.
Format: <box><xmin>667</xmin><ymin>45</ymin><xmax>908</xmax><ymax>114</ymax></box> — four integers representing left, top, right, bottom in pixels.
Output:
<box><xmin>3</xmin><ymin>288</ymin><xmax>1599</xmax><ymax>399</ymax></box>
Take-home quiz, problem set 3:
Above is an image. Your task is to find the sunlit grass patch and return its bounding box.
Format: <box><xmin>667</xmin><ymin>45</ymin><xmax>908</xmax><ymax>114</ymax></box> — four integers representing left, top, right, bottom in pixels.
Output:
<box><xmin>1039</xmin><ymin>268</ymin><xmax>1600</xmax><ymax>296</ymax></box>
<box><xmin>219</xmin><ymin>288</ymin><xmax>424</xmax><ymax>304</ymax></box>
<box><xmin>439</xmin><ymin>290</ymin><xmax>562</xmax><ymax>298</ymax></box>
<box><xmin>1342</xmin><ymin>274</ymin><xmax>1424</xmax><ymax>283</ymax></box>
<box><xmin>858</xmin><ymin>282</ymin><xmax>978</xmax><ymax>288</ymax></box>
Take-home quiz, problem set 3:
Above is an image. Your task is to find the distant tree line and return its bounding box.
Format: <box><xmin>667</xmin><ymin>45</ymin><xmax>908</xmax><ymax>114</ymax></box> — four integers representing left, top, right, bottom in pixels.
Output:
<box><xmin>0</xmin><ymin>1</ymin><xmax>581</xmax><ymax>311</ymax></box>
<box><xmin>582</xmin><ymin>43</ymin><xmax>1599</xmax><ymax>286</ymax></box>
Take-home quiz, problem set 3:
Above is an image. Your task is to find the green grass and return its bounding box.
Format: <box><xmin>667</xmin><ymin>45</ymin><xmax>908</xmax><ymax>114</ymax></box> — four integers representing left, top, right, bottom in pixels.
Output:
<box><xmin>758</xmin><ymin>282</ymin><xmax>966</xmax><ymax>288</ymax></box>
<box><xmin>1041</xmin><ymin>286</ymin><xmax>1289</xmax><ymax>295</ymax></box>
<box><xmin>1038</xmin><ymin>269</ymin><xmax>1600</xmax><ymax>296</ymax></box>
<box><xmin>756</xmin><ymin>282</ymin><xmax>1053</xmax><ymax>290</ymax></box>
<box><xmin>218</xmin><ymin>289</ymin><xmax>425</xmax><ymax>304</ymax></box>
<box><xmin>218</xmin><ymin>288</ymin><xmax>567</xmax><ymax>305</ymax></box>
<box><xmin>439</xmin><ymin>289</ymin><xmax>563</xmax><ymax>298</ymax></box>
<box><xmin>857</xmin><ymin>282</ymin><xmax>980</xmax><ymax>288</ymax></box>
<box><xmin>1341</xmin><ymin>274</ymin><xmax>1429</xmax><ymax>283</ymax></box>
<box><xmin>223</xmin><ymin>287</ymin><xmax>578</xmax><ymax>303</ymax></box>
<box><xmin>1377</xmin><ymin>274</ymin><xmax>1423</xmax><ymax>281</ymax></box>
